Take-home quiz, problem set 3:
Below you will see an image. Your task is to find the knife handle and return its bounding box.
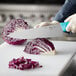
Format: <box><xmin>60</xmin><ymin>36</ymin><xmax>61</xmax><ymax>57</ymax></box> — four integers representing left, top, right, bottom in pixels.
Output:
<box><xmin>60</xmin><ymin>22</ymin><xmax>69</xmax><ymax>33</ymax></box>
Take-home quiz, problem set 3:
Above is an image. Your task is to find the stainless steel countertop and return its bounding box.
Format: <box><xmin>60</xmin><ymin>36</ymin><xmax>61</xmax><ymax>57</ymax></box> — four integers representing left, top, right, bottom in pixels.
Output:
<box><xmin>61</xmin><ymin>56</ymin><xmax>76</xmax><ymax>76</ymax></box>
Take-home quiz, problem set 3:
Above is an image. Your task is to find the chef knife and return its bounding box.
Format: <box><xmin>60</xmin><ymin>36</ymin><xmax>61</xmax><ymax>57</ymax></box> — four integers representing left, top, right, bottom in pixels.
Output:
<box><xmin>8</xmin><ymin>22</ymin><xmax>69</xmax><ymax>39</ymax></box>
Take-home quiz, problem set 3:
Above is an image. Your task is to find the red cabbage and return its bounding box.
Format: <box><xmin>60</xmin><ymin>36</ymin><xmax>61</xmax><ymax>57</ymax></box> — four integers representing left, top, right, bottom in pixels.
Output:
<box><xmin>24</xmin><ymin>38</ymin><xmax>56</xmax><ymax>55</ymax></box>
<box><xmin>2</xmin><ymin>19</ymin><xmax>29</xmax><ymax>45</ymax></box>
<box><xmin>9</xmin><ymin>57</ymin><xmax>42</xmax><ymax>70</ymax></box>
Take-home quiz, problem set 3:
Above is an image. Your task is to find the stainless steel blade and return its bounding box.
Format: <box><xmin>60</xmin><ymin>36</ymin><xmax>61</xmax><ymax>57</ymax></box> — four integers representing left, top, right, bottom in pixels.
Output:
<box><xmin>8</xmin><ymin>24</ymin><xmax>64</xmax><ymax>39</ymax></box>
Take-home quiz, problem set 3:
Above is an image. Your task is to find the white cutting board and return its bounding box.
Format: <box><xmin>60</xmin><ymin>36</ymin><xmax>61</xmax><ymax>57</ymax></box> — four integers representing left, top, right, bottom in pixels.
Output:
<box><xmin>0</xmin><ymin>41</ymin><xmax>76</xmax><ymax>76</ymax></box>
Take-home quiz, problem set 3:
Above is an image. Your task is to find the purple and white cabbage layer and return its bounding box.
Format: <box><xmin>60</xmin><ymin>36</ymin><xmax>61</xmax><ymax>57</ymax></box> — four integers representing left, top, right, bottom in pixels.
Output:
<box><xmin>2</xmin><ymin>19</ymin><xmax>29</xmax><ymax>45</ymax></box>
<box><xmin>24</xmin><ymin>38</ymin><xmax>56</xmax><ymax>55</ymax></box>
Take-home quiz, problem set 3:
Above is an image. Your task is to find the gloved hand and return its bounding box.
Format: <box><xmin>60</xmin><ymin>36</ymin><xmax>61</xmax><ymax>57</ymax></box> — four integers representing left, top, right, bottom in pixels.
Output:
<box><xmin>34</xmin><ymin>21</ymin><xmax>59</xmax><ymax>28</ymax></box>
<box><xmin>65</xmin><ymin>14</ymin><xmax>76</xmax><ymax>33</ymax></box>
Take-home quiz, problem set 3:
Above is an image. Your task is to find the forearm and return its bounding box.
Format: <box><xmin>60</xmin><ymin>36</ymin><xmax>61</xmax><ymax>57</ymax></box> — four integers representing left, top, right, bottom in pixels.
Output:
<box><xmin>54</xmin><ymin>0</ymin><xmax>76</xmax><ymax>22</ymax></box>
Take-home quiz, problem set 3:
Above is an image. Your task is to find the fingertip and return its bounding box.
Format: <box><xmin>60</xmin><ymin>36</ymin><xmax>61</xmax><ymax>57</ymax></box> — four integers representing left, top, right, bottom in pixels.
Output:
<box><xmin>66</xmin><ymin>25</ymin><xmax>71</xmax><ymax>32</ymax></box>
<box><xmin>66</xmin><ymin>28</ymin><xmax>71</xmax><ymax>32</ymax></box>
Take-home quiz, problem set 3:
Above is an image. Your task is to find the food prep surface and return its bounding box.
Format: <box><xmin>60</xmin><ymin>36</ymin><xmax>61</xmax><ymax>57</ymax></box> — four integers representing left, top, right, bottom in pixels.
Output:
<box><xmin>0</xmin><ymin>41</ymin><xmax>76</xmax><ymax>76</ymax></box>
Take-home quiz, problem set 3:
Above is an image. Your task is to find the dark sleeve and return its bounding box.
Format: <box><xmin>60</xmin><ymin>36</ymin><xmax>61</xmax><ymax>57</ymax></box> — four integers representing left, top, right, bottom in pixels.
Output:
<box><xmin>54</xmin><ymin>0</ymin><xmax>76</xmax><ymax>22</ymax></box>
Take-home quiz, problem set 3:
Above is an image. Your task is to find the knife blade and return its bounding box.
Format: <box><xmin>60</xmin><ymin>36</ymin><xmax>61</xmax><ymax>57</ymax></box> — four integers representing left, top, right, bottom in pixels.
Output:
<box><xmin>8</xmin><ymin>22</ymin><xmax>69</xmax><ymax>39</ymax></box>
